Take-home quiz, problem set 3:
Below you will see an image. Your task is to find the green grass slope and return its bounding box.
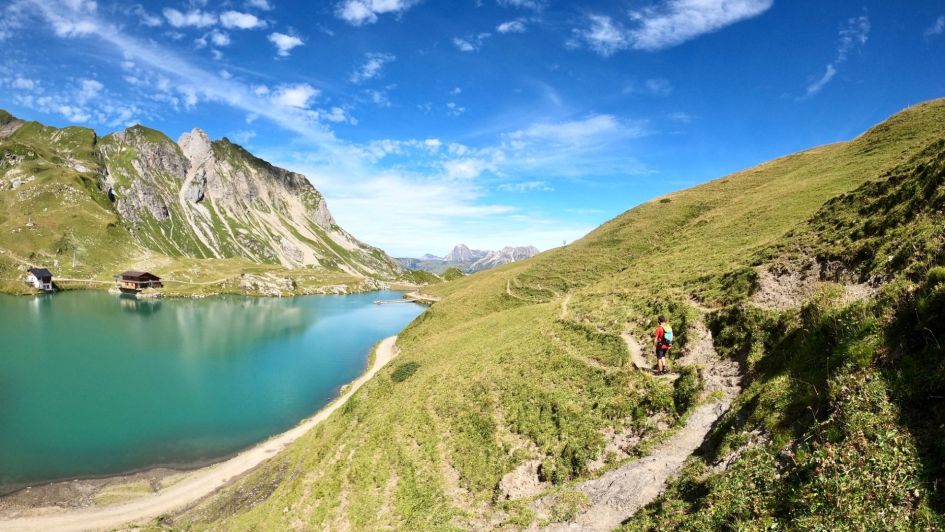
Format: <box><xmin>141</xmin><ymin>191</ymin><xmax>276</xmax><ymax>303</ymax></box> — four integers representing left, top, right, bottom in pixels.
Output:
<box><xmin>0</xmin><ymin>114</ymin><xmax>398</xmax><ymax>294</ymax></box>
<box><xmin>179</xmin><ymin>100</ymin><xmax>945</xmax><ymax>530</ymax></box>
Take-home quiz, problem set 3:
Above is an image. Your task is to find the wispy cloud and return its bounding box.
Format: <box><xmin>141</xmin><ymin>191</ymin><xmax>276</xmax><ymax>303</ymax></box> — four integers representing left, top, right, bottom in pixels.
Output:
<box><xmin>163</xmin><ymin>8</ymin><xmax>216</xmax><ymax>28</ymax></box>
<box><xmin>220</xmin><ymin>10</ymin><xmax>266</xmax><ymax>30</ymax></box>
<box><xmin>497</xmin><ymin>0</ymin><xmax>545</xmax><ymax>12</ymax></box>
<box><xmin>25</xmin><ymin>0</ymin><xmax>342</xmax><ymax>147</ymax></box>
<box><xmin>270</xmin><ymin>83</ymin><xmax>319</xmax><ymax>108</ymax></box>
<box><xmin>130</xmin><ymin>5</ymin><xmax>162</xmax><ymax>27</ymax></box>
<box><xmin>349</xmin><ymin>52</ymin><xmax>395</xmax><ymax>84</ymax></box>
<box><xmin>3</xmin><ymin>74</ymin><xmax>143</xmax><ymax>126</ymax></box>
<box><xmin>335</xmin><ymin>0</ymin><xmax>419</xmax><ymax>26</ymax></box>
<box><xmin>268</xmin><ymin>31</ymin><xmax>303</xmax><ymax>56</ymax></box>
<box><xmin>622</xmin><ymin>78</ymin><xmax>672</xmax><ymax>96</ymax></box>
<box><xmin>247</xmin><ymin>0</ymin><xmax>273</xmax><ymax>11</ymax></box>
<box><xmin>453</xmin><ymin>33</ymin><xmax>491</xmax><ymax>52</ymax></box>
<box><xmin>925</xmin><ymin>15</ymin><xmax>944</xmax><ymax>39</ymax></box>
<box><xmin>572</xmin><ymin>0</ymin><xmax>773</xmax><ymax>56</ymax></box>
<box><xmin>15</xmin><ymin>0</ymin><xmax>635</xmax><ymax>256</ymax></box>
<box><xmin>497</xmin><ymin>19</ymin><xmax>527</xmax><ymax>33</ymax></box>
<box><xmin>498</xmin><ymin>180</ymin><xmax>553</xmax><ymax>192</ymax></box>
<box><xmin>804</xmin><ymin>14</ymin><xmax>870</xmax><ymax>97</ymax></box>
<box><xmin>508</xmin><ymin>114</ymin><xmax>646</xmax><ymax>145</ymax></box>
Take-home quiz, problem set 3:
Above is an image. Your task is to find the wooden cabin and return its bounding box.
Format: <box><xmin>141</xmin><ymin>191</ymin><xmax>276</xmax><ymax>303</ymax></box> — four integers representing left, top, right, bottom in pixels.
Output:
<box><xmin>116</xmin><ymin>271</ymin><xmax>163</xmax><ymax>293</ymax></box>
<box><xmin>26</xmin><ymin>267</ymin><xmax>54</xmax><ymax>291</ymax></box>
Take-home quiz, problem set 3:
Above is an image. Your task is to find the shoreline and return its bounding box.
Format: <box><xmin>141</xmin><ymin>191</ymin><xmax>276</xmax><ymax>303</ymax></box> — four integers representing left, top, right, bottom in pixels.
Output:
<box><xmin>0</xmin><ymin>336</ymin><xmax>401</xmax><ymax>532</ymax></box>
<box><xmin>0</xmin><ymin>282</ymin><xmax>423</xmax><ymax>300</ymax></box>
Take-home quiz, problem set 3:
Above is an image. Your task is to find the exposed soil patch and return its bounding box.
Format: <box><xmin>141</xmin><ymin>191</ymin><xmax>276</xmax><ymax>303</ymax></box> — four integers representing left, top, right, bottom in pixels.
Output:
<box><xmin>751</xmin><ymin>266</ymin><xmax>876</xmax><ymax>310</ymax></box>
<box><xmin>536</xmin><ymin>314</ymin><xmax>743</xmax><ymax>531</ymax></box>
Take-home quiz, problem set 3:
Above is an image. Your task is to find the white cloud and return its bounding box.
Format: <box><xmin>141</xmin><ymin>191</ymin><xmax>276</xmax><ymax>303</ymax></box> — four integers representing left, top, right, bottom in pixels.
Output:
<box><xmin>271</xmin><ymin>83</ymin><xmax>319</xmax><ymax>108</ymax></box>
<box><xmin>497</xmin><ymin>19</ymin><xmax>527</xmax><ymax>33</ymax></box>
<box><xmin>162</xmin><ymin>8</ymin><xmax>216</xmax><ymax>28</ymax></box>
<box><xmin>321</xmin><ymin>106</ymin><xmax>354</xmax><ymax>124</ymax></box>
<box><xmin>453</xmin><ymin>32</ymin><xmax>491</xmax><ymax>52</ymax></box>
<box><xmin>510</xmin><ymin>114</ymin><xmax>642</xmax><ymax>145</ymax></box>
<box><xmin>365</xmin><ymin>88</ymin><xmax>391</xmax><ymax>107</ymax></box>
<box><xmin>349</xmin><ymin>52</ymin><xmax>395</xmax><ymax>84</ymax></box>
<box><xmin>335</xmin><ymin>0</ymin><xmax>419</xmax><ymax>26</ymax></box>
<box><xmin>56</xmin><ymin>104</ymin><xmax>91</xmax><ymax>122</ymax></box>
<box><xmin>446</xmin><ymin>102</ymin><xmax>465</xmax><ymax>116</ymax></box>
<box><xmin>497</xmin><ymin>0</ymin><xmax>545</xmax><ymax>11</ymax></box>
<box><xmin>10</xmin><ymin>76</ymin><xmax>143</xmax><ymax>127</ymax></box>
<box><xmin>804</xmin><ymin>15</ymin><xmax>869</xmax><ymax>97</ymax></box>
<box><xmin>131</xmin><ymin>5</ymin><xmax>162</xmax><ymax>27</ymax></box>
<box><xmin>220</xmin><ymin>10</ymin><xmax>265</xmax><ymax>29</ymax></box>
<box><xmin>268</xmin><ymin>32</ymin><xmax>303</xmax><ymax>56</ymax></box>
<box><xmin>668</xmin><ymin>111</ymin><xmax>693</xmax><ymax>123</ymax></box>
<box><xmin>231</xmin><ymin>130</ymin><xmax>256</xmax><ymax>144</ymax></box>
<box><xmin>573</xmin><ymin>0</ymin><xmax>772</xmax><ymax>56</ymax></box>
<box><xmin>210</xmin><ymin>30</ymin><xmax>231</xmax><ymax>46</ymax></box>
<box><xmin>247</xmin><ymin>0</ymin><xmax>273</xmax><ymax>10</ymax></box>
<box><xmin>0</xmin><ymin>2</ymin><xmax>28</xmax><ymax>41</ymax></box>
<box><xmin>572</xmin><ymin>15</ymin><xmax>628</xmax><ymax>56</ymax></box>
<box><xmin>623</xmin><ymin>78</ymin><xmax>672</xmax><ymax>96</ymax></box>
<box><xmin>76</xmin><ymin>78</ymin><xmax>103</xmax><ymax>104</ymax></box>
<box><xmin>12</xmin><ymin>77</ymin><xmax>36</xmax><ymax>90</ymax></box>
<box><xmin>498</xmin><ymin>180</ymin><xmax>553</xmax><ymax>192</ymax></box>
<box><xmin>926</xmin><ymin>16</ymin><xmax>945</xmax><ymax>39</ymax></box>
<box><xmin>805</xmin><ymin>64</ymin><xmax>836</xmax><ymax>97</ymax></box>
<box><xmin>20</xmin><ymin>0</ymin><xmax>623</xmax><ymax>257</ymax></box>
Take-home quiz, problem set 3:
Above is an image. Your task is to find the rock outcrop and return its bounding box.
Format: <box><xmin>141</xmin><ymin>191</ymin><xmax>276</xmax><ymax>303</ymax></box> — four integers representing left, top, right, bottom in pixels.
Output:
<box><xmin>397</xmin><ymin>244</ymin><xmax>540</xmax><ymax>274</ymax></box>
<box><xmin>0</xmin><ymin>111</ymin><xmax>403</xmax><ymax>279</ymax></box>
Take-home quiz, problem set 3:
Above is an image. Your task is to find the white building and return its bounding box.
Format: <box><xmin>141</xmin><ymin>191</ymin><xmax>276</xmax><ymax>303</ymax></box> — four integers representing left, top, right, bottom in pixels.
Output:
<box><xmin>26</xmin><ymin>267</ymin><xmax>54</xmax><ymax>291</ymax></box>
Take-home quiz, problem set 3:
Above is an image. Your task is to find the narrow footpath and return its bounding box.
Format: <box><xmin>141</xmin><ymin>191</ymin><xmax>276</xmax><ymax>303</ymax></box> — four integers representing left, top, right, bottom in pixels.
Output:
<box><xmin>539</xmin><ymin>318</ymin><xmax>742</xmax><ymax>531</ymax></box>
<box><xmin>0</xmin><ymin>337</ymin><xmax>401</xmax><ymax>532</ymax></box>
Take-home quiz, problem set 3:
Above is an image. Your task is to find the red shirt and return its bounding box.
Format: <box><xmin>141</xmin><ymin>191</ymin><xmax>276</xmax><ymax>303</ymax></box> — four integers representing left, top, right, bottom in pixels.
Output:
<box><xmin>655</xmin><ymin>325</ymin><xmax>669</xmax><ymax>349</ymax></box>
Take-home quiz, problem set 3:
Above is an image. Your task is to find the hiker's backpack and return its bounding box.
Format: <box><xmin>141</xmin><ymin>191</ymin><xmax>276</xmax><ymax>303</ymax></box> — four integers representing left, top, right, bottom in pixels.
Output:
<box><xmin>662</xmin><ymin>325</ymin><xmax>674</xmax><ymax>346</ymax></box>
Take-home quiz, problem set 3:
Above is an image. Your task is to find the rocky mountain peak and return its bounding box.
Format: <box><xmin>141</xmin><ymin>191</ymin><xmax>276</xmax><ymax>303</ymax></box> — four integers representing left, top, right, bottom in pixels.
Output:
<box><xmin>178</xmin><ymin>128</ymin><xmax>213</xmax><ymax>166</ymax></box>
<box><xmin>444</xmin><ymin>243</ymin><xmax>487</xmax><ymax>262</ymax></box>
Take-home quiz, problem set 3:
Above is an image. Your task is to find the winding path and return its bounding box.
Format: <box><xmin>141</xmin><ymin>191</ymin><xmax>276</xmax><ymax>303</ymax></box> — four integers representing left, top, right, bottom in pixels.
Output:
<box><xmin>620</xmin><ymin>333</ymin><xmax>649</xmax><ymax>371</ymax></box>
<box><xmin>539</xmin><ymin>318</ymin><xmax>741</xmax><ymax>531</ymax></box>
<box><xmin>0</xmin><ymin>337</ymin><xmax>401</xmax><ymax>532</ymax></box>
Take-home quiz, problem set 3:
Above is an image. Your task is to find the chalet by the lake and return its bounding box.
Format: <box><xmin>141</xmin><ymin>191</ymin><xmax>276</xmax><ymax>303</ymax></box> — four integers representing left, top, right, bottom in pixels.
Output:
<box><xmin>26</xmin><ymin>267</ymin><xmax>54</xmax><ymax>291</ymax></box>
<box><xmin>115</xmin><ymin>271</ymin><xmax>163</xmax><ymax>293</ymax></box>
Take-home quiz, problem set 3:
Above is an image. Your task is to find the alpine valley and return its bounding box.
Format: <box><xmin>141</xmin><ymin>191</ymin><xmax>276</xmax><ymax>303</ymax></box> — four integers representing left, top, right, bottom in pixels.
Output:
<box><xmin>0</xmin><ymin>110</ymin><xmax>404</xmax><ymax>296</ymax></box>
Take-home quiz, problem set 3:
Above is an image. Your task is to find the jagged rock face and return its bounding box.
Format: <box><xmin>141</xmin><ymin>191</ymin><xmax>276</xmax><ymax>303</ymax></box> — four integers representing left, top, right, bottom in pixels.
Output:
<box><xmin>443</xmin><ymin>243</ymin><xmax>488</xmax><ymax>263</ymax></box>
<box><xmin>95</xmin><ymin>125</ymin><xmax>401</xmax><ymax>277</ymax></box>
<box><xmin>398</xmin><ymin>244</ymin><xmax>541</xmax><ymax>274</ymax></box>
<box><xmin>468</xmin><ymin>246</ymin><xmax>540</xmax><ymax>272</ymax></box>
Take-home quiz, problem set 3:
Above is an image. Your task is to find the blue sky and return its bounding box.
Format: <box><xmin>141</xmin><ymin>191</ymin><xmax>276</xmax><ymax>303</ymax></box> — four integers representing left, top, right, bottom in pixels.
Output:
<box><xmin>1</xmin><ymin>0</ymin><xmax>944</xmax><ymax>256</ymax></box>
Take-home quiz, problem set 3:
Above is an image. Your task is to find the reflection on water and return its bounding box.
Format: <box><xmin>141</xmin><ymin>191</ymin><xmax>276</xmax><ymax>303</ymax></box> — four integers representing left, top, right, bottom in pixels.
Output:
<box><xmin>118</xmin><ymin>294</ymin><xmax>162</xmax><ymax>314</ymax></box>
<box><xmin>0</xmin><ymin>290</ymin><xmax>423</xmax><ymax>489</ymax></box>
<box><xmin>114</xmin><ymin>295</ymin><xmax>310</xmax><ymax>357</ymax></box>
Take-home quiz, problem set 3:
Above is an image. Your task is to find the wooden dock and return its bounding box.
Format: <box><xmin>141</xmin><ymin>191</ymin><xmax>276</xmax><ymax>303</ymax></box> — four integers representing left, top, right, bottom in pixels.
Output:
<box><xmin>373</xmin><ymin>292</ymin><xmax>442</xmax><ymax>305</ymax></box>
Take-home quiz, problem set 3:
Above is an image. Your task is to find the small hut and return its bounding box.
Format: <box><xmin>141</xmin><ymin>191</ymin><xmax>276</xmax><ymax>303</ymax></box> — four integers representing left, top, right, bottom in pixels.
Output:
<box><xmin>116</xmin><ymin>271</ymin><xmax>163</xmax><ymax>293</ymax></box>
<box><xmin>26</xmin><ymin>267</ymin><xmax>54</xmax><ymax>291</ymax></box>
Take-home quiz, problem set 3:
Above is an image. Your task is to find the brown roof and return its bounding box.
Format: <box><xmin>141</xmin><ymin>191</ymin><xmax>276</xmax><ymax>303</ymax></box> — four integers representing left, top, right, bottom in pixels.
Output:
<box><xmin>120</xmin><ymin>271</ymin><xmax>161</xmax><ymax>281</ymax></box>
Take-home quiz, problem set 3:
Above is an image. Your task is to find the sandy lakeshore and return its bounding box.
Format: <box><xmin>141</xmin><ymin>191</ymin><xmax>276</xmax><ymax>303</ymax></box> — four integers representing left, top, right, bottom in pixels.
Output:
<box><xmin>0</xmin><ymin>336</ymin><xmax>400</xmax><ymax>532</ymax></box>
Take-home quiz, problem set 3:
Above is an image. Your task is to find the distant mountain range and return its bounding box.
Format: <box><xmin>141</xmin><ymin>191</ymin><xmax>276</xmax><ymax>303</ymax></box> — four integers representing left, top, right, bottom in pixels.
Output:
<box><xmin>397</xmin><ymin>243</ymin><xmax>540</xmax><ymax>274</ymax></box>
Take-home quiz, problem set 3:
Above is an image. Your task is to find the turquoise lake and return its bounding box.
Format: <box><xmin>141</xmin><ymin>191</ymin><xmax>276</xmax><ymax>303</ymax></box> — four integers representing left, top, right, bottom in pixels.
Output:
<box><xmin>0</xmin><ymin>290</ymin><xmax>423</xmax><ymax>491</ymax></box>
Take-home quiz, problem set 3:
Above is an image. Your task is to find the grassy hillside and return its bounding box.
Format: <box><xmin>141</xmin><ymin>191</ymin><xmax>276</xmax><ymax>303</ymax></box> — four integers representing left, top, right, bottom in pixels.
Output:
<box><xmin>178</xmin><ymin>100</ymin><xmax>945</xmax><ymax>530</ymax></box>
<box><xmin>0</xmin><ymin>115</ymin><xmax>401</xmax><ymax>295</ymax></box>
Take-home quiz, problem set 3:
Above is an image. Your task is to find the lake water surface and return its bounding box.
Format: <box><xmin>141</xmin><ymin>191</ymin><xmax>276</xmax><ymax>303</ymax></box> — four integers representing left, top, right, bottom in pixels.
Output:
<box><xmin>0</xmin><ymin>290</ymin><xmax>423</xmax><ymax>490</ymax></box>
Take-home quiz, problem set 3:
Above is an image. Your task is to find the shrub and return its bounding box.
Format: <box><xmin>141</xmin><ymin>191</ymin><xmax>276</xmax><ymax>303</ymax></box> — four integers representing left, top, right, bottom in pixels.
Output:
<box><xmin>673</xmin><ymin>365</ymin><xmax>703</xmax><ymax>415</ymax></box>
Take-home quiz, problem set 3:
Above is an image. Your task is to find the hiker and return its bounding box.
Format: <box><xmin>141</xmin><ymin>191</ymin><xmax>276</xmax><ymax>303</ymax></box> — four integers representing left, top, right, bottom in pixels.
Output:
<box><xmin>653</xmin><ymin>315</ymin><xmax>673</xmax><ymax>374</ymax></box>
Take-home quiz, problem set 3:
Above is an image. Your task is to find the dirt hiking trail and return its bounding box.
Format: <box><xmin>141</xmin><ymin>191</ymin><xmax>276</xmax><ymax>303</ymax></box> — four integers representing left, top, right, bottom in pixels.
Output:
<box><xmin>0</xmin><ymin>337</ymin><xmax>401</xmax><ymax>532</ymax></box>
<box><xmin>538</xmin><ymin>316</ymin><xmax>741</xmax><ymax>531</ymax></box>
